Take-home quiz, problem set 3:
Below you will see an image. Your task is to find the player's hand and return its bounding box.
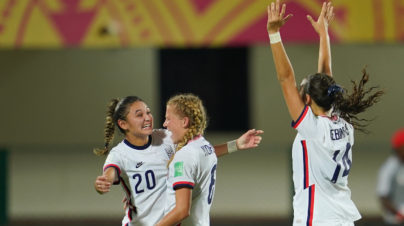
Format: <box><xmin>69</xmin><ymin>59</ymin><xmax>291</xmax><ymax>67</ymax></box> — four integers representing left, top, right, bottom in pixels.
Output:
<box><xmin>236</xmin><ymin>129</ymin><xmax>264</xmax><ymax>150</ymax></box>
<box><xmin>307</xmin><ymin>2</ymin><xmax>334</xmax><ymax>36</ymax></box>
<box><xmin>122</xmin><ymin>196</ymin><xmax>129</xmax><ymax>210</ymax></box>
<box><xmin>95</xmin><ymin>175</ymin><xmax>112</xmax><ymax>194</ymax></box>
<box><xmin>267</xmin><ymin>0</ymin><xmax>292</xmax><ymax>34</ymax></box>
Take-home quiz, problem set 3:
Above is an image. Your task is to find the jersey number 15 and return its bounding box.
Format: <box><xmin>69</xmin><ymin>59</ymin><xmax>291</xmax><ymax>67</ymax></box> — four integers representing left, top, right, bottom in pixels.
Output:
<box><xmin>331</xmin><ymin>143</ymin><xmax>352</xmax><ymax>184</ymax></box>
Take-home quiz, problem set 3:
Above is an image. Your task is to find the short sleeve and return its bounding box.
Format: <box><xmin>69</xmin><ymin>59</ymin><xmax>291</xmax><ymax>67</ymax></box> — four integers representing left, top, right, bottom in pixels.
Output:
<box><xmin>103</xmin><ymin>150</ymin><xmax>123</xmax><ymax>184</ymax></box>
<box><xmin>170</xmin><ymin>149</ymin><xmax>196</xmax><ymax>190</ymax></box>
<box><xmin>377</xmin><ymin>156</ymin><xmax>398</xmax><ymax>197</ymax></box>
<box><xmin>291</xmin><ymin>105</ymin><xmax>322</xmax><ymax>139</ymax></box>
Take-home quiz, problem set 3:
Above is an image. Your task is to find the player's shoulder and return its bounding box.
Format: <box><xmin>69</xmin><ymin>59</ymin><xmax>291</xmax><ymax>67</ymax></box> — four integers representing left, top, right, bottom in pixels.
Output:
<box><xmin>109</xmin><ymin>140</ymin><xmax>127</xmax><ymax>154</ymax></box>
<box><xmin>385</xmin><ymin>155</ymin><xmax>400</xmax><ymax>166</ymax></box>
<box><xmin>152</xmin><ymin>129</ymin><xmax>172</xmax><ymax>142</ymax></box>
<box><xmin>176</xmin><ymin>141</ymin><xmax>200</xmax><ymax>157</ymax></box>
<box><xmin>152</xmin><ymin>128</ymin><xmax>169</xmax><ymax>136</ymax></box>
<box><xmin>182</xmin><ymin>136</ymin><xmax>212</xmax><ymax>154</ymax></box>
<box><xmin>379</xmin><ymin>155</ymin><xmax>401</xmax><ymax>176</ymax></box>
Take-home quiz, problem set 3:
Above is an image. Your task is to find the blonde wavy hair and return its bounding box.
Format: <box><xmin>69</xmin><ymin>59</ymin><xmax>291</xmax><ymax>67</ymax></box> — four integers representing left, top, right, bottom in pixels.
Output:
<box><xmin>167</xmin><ymin>93</ymin><xmax>207</xmax><ymax>164</ymax></box>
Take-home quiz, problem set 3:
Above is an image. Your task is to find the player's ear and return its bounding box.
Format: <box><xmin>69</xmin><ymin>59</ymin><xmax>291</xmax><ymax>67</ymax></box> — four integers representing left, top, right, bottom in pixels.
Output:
<box><xmin>118</xmin><ymin>119</ymin><xmax>128</xmax><ymax>130</ymax></box>
<box><xmin>305</xmin><ymin>94</ymin><xmax>311</xmax><ymax>105</ymax></box>
<box><xmin>182</xmin><ymin>117</ymin><xmax>190</xmax><ymax>128</ymax></box>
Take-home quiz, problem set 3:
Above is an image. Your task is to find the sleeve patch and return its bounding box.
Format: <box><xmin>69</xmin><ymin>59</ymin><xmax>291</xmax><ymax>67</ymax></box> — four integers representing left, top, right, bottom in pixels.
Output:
<box><xmin>174</xmin><ymin>161</ymin><xmax>184</xmax><ymax>177</ymax></box>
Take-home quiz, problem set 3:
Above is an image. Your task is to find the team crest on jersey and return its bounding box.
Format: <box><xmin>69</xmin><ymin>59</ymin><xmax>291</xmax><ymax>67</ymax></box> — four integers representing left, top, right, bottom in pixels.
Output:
<box><xmin>165</xmin><ymin>147</ymin><xmax>175</xmax><ymax>158</ymax></box>
<box><xmin>174</xmin><ymin>161</ymin><xmax>184</xmax><ymax>177</ymax></box>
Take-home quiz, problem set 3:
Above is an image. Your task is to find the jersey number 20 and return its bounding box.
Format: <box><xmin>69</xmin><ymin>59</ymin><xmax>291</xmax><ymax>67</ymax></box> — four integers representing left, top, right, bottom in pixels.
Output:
<box><xmin>132</xmin><ymin>170</ymin><xmax>156</xmax><ymax>194</ymax></box>
<box><xmin>331</xmin><ymin>143</ymin><xmax>352</xmax><ymax>183</ymax></box>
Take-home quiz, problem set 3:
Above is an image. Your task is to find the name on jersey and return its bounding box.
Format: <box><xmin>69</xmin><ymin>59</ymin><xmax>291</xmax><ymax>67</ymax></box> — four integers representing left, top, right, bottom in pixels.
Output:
<box><xmin>201</xmin><ymin>145</ymin><xmax>214</xmax><ymax>156</ymax></box>
<box><xmin>330</xmin><ymin>124</ymin><xmax>349</xmax><ymax>141</ymax></box>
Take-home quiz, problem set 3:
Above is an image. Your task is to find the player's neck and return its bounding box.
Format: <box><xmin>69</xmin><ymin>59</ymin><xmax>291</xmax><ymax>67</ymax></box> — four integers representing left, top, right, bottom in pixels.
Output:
<box><xmin>125</xmin><ymin>133</ymin><xmax>150</xmax><ymax>146</ymax></box>
<box><xmin>310</xmin><ymin>102</ymin><xmax>326</xmax><ymax>116</ymax></box>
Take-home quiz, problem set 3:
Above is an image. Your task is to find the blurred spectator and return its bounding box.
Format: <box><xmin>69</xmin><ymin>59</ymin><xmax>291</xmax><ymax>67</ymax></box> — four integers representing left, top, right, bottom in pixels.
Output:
<box><xmin>377</xmin><ymin>128</ymin><xmax>404</xmax><ymax>225</ymax></box>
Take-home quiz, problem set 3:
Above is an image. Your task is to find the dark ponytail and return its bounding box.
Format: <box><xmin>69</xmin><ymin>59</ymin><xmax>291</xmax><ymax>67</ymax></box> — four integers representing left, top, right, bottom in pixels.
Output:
<box><xmin>93</xmin><ymin>96</ymin><xmax>143</xmax><ymax>156</ymax></box>
<box><xmin>334</xmin><ymin>68</ymin><xmax>384</xmax><ymax>133</ymax></box>
<box><xmin>305</xmin><ymin>68</ymin><xmax>384</xmax><ymax>133</ymax></box>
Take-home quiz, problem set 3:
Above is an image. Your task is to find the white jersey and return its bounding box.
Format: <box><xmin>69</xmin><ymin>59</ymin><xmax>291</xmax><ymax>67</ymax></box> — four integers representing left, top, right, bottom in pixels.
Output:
<box><xmin>377</xmin><ymin>155</ymin><xmax>404</xmax><ymax>224</ymax></box>
<box><xmin>103</xmin><ymin>129</ymin><xmax>175</xmax><ymax>226</ymax></box>
<box><xmin>291</xmin><ymin>106</ymin><xmax>361</xmax><ymax>226</ymax></box>
<box><xmin>164</xmin><ymin>135</ymin><xmax>218</xmax><ymax>226</ymax></box>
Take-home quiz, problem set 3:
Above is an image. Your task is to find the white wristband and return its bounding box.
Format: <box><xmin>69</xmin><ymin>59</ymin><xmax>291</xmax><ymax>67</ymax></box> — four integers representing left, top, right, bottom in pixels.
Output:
<box><xmin>269</xmin><ymin>32</ymin><xmax>281</xmax><ymax>44</ymax></box>
<box><xmin>227</xmin><ymin>140</ymin><xmax>238</xmax><ymax>154</ymax></box>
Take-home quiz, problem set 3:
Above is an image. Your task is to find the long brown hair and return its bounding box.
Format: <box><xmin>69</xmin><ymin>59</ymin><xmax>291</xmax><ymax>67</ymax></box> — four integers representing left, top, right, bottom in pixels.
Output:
<box><xmin>304</xmin><ymin>68</ymin><xmax>384</xmax><ymax>133</ymax></box>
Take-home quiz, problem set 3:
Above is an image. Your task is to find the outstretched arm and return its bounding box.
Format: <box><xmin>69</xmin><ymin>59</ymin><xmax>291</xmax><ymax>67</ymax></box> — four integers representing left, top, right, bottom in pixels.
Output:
<box><xmin>267</xmin><ymin>0</ymin><xmax>304</xmax><ymax>121</ymax></box>
<box><xmin>214</xmin><ymin>129</ymin><xmax>264</xmax><ymax>157</ymax></box>
<box><xmin>307</xmin><ymin>2</ymin><xmax>334</xmax><ymax>76</ymax></box>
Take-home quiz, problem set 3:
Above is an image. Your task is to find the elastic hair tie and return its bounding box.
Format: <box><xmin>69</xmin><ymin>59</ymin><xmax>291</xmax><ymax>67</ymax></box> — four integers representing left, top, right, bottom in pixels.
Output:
<box><xmin>327</xmin><ymin>84</ymin><xmax>343</xmax><ymax>97</ymax></box>
<box><xmin>114</xmin><ymin>99</ymin><xmax>124</xmax><ymax>112</ymax></box>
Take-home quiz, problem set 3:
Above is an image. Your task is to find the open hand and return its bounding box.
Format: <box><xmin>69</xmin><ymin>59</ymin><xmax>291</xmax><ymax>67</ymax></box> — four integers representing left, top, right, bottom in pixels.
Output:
<box><xmin>236</xmin><ymin>129</ymin><xmax>264</xmax><ymax>150</ymax></box>
<box><xmin>307</xmin><ymin>2</ymin><xmax>334</xmax><ymax>36</ymax></box>
<box><xmin>267</xmin><ymin>0</ymin><xmax>292</xmax><ymax>34</ymax></box>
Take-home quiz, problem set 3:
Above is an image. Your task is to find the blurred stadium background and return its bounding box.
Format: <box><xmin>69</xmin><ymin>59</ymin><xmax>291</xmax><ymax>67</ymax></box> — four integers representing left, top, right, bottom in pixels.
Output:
<box><xmin>0</xmin><ymin>0</ymin><xmax>403</xmax><ymax>225</ymax></box>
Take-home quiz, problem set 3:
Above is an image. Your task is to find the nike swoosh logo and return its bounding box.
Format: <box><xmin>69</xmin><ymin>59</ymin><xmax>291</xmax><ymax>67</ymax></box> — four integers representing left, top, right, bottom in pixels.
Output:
<box><xmin>136</xmin><ymin>162</ymin><xmax>144</xmax><ymax>168</ymax></box>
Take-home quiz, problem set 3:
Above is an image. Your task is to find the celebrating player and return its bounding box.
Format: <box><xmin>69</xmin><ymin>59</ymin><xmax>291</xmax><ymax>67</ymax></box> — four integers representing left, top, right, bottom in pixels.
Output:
<box><xmin>93</xmin><ymin>96</ymin><xmax>263</xmax><ymax>226</ymax></box>
<box><xmin>266</xmin><ymin>1</ymin><xmax>383</xmax><ymax>225</ymax></box>
<box><xmin>156</xmin><ymin>93</ymin><xmax>216</xmax><ymax>226</ymax></box>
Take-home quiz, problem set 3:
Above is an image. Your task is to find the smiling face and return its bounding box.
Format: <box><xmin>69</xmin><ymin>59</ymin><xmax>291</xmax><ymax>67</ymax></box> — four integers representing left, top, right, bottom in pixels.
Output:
<box><xmin>118</xmin><ymin>101</ymin><xmax>153</xmax><ymax>138</ymax></box>
<box><xmin>163</xmin><ymin>104</ymin><xmax>188</xmax><ymax>144</ymax></box>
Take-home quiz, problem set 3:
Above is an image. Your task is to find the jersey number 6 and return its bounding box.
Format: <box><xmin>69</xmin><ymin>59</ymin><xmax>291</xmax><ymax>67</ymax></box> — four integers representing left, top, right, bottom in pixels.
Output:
<box><xmin>207</xmin><ymin>164</ymin><xmax>217</xmax><ymax>204</ymax></box>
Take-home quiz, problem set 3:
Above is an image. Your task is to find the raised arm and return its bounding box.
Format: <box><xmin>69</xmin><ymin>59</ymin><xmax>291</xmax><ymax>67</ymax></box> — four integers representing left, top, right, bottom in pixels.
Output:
<box><xmin>267</xmin><ymin>0</ymin><xmax>304</xmax><ymax>121</ymax></box>
<box><xmin>307</xmin><ymin>2</ymin><xmax>334</xmax><ymax>76</ymax></box>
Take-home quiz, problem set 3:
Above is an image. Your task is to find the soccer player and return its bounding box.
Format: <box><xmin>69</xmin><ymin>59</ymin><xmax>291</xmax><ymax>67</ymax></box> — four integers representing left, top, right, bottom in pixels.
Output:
<box><xmin>93</xmin><ymin>96</ymin><xmax>263</xmax><ymax>226</ymax></box>
<box><xmin>266</xmin><ymin>1</ymin><xmax>384</xmax><ymax>225</ymax></box>
<box><xmin>156</xmin><ymin>94</ymin><xmax>216</xmax><ymax>226</ymax></box>
<box><xmin>377</xmin><ymin>128</ymin><xmax>404</xmax><ymax>225</ymax></box>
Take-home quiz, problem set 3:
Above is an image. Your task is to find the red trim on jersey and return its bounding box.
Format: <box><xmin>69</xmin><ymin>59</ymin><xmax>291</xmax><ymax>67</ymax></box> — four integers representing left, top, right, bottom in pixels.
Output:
<box><xmin>306</xmin><ymin>185</ymin><xmax>315</xmax><ymax>226</ymax></box>
<box><xmin>173</xmin><ymin>181</ymin><xmax>195</xmax><ymax>189</ymax></box>
<box><xmin>103</xmin><ymin>164</ymin><xmax>121</xmax><ymax>176</ymax></box>
<box><xmin>187</xmin><ymin>134</ymin><xmax>201</xmax><ymax>144</ymax></box>
<box><xmin>104</xmin><ymin>164</ymin><xmax>121</xmax><ymax>185</ymax></box>
<box><xmin>301</xmin><ymin>140</ymin><xmax>309</xmax><ymax>189</ymax></box>
<box><xmin>127</xmin><ymin>208</ymin><xmax>132</xmax><ymax>222</ymax></box>
<box><xmin>120</xmin><ymin>178</ymin><xmax>136</xmax><ymax>220</ymax></box>
<box><xmin>292</xmin><ymin>105</ymin><xmax>309</xmax><ymax>129</ymax></box>
<box><xmin>320</xmin><ymin>114</ymin><xmax>338</xmax><ymax>121</ymax></box>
